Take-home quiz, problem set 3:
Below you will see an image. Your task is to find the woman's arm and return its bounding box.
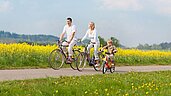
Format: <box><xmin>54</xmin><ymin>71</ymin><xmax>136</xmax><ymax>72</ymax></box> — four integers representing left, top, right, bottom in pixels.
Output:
<box><xmin>81</xmin><ymin>30</ymin><xmax>89</xmax><ymax>42</ymax></box>
<box><xmin>93</xmin><ymin>29</ymin><xmax>98</xmax><ymax>43</ymax></box>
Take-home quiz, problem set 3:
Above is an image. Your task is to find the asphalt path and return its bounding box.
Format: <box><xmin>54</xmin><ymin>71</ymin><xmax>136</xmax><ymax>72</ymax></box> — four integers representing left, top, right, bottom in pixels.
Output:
<box><xmin>0</xmin><ymin>65</ymin><xmax>171</xmax><ymax>82</ymax></box>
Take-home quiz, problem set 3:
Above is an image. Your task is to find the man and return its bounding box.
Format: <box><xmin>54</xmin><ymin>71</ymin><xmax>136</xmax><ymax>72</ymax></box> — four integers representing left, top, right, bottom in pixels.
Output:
<box><xmin>59</xmin><ymin>17</ymin><xmax>77</xmax><ymax>63</ymax></box>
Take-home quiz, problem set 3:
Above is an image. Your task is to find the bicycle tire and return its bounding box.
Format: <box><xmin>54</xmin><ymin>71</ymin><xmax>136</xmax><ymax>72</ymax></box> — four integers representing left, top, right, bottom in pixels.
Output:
<box><xmin>76</xmin><ymin>52</ymin><xmax>86</xmax><ymax>71</ymax></box>
<box><xmin>102</xmin><ymin>61</ymin><xmax>107</xmax><ymax>74</ymax></box>
<box><xmin>48</xmin><ymin>49</ymin><xmax>65</xmax><ymax>70</ymax></box>
<box><xmin>110</xmin><ymin>61</ymin><xmax>116</xmax><ymax>73</ymax></box>
<box><xmin>93</xmin><ymin>52</ymin><xmax>103</xmax><ymax>71</ymax></box>
<box><xmin>70</xmin><ymin>50</ymin><xmax>81</xmax><ymax>70</ymax></box>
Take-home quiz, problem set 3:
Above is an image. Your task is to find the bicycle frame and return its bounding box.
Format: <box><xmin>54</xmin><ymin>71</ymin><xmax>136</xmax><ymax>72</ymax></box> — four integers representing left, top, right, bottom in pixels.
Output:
<box><xmin>58</xmin><ymin>40</ymin><xmax>81</xmax><ymax>60</ymax></box>
<box><xmin>103</xmin><ymin>55</ymin><xmax>112</xmax><ymax>69</ymax></box>
<box><xmin>79</xmin><ymin>42</ymin><xmax>103</xmax><ymax>70</ymax></box>
<box><xmin>57</xmin><ymin>43</ymin><xmax>68</xmax><ymax>59</ymax></box>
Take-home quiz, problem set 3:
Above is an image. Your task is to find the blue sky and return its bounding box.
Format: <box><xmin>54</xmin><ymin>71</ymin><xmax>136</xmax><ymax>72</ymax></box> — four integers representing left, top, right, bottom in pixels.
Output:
<box><xmin>0</xmin><ymin>0</ymin><xmax>171</xmax><ymax>47</ymax></box>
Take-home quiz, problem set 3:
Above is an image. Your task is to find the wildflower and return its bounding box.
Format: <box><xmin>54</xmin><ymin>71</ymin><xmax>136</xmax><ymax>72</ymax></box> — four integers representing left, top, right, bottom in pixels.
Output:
<box><xmin>85</xmin><ymin>91</ymin><xmax>88</xmax><ymax>94</ymax></box>
<box><xmin>105</xmin><ymin>89</ymin><xmax>108</xmax><ymax>92</ymax></box>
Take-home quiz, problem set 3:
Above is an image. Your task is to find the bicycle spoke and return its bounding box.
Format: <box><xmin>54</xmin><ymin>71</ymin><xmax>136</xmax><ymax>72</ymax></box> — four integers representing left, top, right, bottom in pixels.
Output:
<box><xmin>49</xmin><ymin>49</ymin><xmax>64</xmax><ymax>70</ymax></box>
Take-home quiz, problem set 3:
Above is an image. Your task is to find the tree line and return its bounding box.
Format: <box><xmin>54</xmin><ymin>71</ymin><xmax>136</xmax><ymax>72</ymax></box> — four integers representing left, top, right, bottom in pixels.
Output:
<box><xmin>0</xmin><ymin>31</ymin><xmax>59</xmax><ymax>44</ymax></box>
<box><xmin>137</xmin><ymin>43</ymin><xmax>171</xmax><ymax>50</ymax></box>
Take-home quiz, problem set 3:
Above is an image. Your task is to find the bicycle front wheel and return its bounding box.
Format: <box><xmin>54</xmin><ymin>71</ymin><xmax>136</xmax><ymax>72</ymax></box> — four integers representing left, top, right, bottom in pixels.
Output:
<box><xmin>110</xmin><ymin>61</ymin><xmax>116</xmax><ymax>73</ymax></box>
<box><xmin>76</xmin><ymin>52</ymin><xmax>86</xmax><ymax>71</ymax></box>
<box><xmin>48</xmin><ymin>49</ymin><xmax>65</xmax><ymax>70</ymax></box>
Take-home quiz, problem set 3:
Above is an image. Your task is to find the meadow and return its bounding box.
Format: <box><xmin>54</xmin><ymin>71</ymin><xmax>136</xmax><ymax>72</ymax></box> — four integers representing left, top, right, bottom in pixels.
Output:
<box><xmin>0</xmin><ymin>71</ymin><xmax>171</xmax><ymax>96</ymax></box>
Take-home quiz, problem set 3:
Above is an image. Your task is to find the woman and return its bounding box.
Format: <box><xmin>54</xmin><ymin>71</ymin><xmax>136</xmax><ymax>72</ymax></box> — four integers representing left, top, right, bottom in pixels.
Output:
<box><xmin>81</xmin><ymin>22</ymin><xmax>100</xmax><ymax>66</ymax></box>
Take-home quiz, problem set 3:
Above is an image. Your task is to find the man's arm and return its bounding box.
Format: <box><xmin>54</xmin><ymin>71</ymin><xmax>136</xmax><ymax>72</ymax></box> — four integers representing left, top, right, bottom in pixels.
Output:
<box><xmin>60</xmin><ymin>33</ymin><xmax>65</xmax><ymax>41</ymax></box>
<box><xmin>60</xmin><ymin>26</ymin><xmax>66</xmax><ymax>41</ymax></box>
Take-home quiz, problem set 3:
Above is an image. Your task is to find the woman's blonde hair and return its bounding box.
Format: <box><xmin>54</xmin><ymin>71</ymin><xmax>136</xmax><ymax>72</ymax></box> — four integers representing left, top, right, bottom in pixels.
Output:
<box><xmin>90</xmin><ymin>22</ymin><xmax>95</xmax><ymax>29</ymax></box>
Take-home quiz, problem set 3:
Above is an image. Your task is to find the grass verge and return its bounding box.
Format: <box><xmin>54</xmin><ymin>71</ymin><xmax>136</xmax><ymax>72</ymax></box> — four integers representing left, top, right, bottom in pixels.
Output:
<box><xmin>0</xmin><ymin>71</ymin><xmax>171</xmax><ymax>96</ymax></box>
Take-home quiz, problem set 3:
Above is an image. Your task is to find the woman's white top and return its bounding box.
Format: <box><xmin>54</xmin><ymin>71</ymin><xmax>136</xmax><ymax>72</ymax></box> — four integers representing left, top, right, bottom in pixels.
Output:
<box><xmin>81</xmin><ymin>29</ymin><xmax>99</xmax><ymax>43</ymax></box>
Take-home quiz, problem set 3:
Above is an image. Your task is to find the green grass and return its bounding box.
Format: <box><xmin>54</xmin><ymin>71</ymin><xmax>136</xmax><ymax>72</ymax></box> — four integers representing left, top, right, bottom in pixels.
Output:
<box><xmin>0</xmin><ymin>71</ymin><xmax>171</xmax><ymax>96</ymax></box>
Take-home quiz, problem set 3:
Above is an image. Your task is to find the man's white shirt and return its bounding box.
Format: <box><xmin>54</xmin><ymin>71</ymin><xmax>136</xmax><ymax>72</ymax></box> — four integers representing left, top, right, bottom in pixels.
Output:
<box><xmin>62</xmin><ymin>24</ymin><xmax>77</xmax><ymax>41</ymax></box>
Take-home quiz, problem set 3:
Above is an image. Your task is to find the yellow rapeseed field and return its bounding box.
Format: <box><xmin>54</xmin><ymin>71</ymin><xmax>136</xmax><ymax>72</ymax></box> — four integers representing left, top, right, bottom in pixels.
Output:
<box><xmin>0</xmin><ymin>43</ymin><xmax>171</xmax><ymax>68</ymax></box>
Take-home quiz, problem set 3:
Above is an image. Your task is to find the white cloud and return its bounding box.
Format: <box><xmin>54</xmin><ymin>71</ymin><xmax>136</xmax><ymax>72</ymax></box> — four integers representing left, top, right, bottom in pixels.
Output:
<box><xmin>0</xmin><ymin>0</ymin><xmax>13</xmax><ymax>12</ymax></box>
<box><xmin>100</xmin><ymin>0</ymin><xmax>143</xmax><ymax>11</ymax></box>
<box><xmin>155</xmin><ymin>0</ymin><xmax>171</xmax><ymax>15</ymax></box>
<box><xmin>98</xmin><ymin>0</ymin><xmax>171</xmax><ymax>15</ymax></box>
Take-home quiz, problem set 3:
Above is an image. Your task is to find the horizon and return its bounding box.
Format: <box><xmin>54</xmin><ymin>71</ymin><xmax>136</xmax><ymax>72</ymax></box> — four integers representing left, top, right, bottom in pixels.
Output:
<box><xmin>0</xmin><ymin>0</ymin><xmax>171</xmax><ymax>47</ymax></box>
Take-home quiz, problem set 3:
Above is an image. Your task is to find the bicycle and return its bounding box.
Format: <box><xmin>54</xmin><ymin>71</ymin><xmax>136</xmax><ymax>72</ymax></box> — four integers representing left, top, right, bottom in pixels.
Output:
<box><xmin>102</xmin><ymin>52</ymin><xmax>116</xmax><ymax>74</ymax></box>
<box><xmin>76</xmin><ymin>42</ymin><xmax>104</xmax><ymax>71</ymax></box>
<box><xmin>48</xmin><ymin>40</ymin><xmax>82</xmax><ymax>70</ymax></box>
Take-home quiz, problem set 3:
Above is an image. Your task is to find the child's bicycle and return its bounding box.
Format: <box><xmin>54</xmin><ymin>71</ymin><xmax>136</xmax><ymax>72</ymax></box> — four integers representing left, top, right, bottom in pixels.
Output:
<box><xmin>76</xmin><ymin>42</ymin><xmax>103</xmax><ymax>71</ymax></box>
<box><xmin>101</xmin><ymin>51</ymin><xmax>116</xmax><ymax>74</ymax></box>
<box><xmin>48</xmin><ymin>40</ymin><xmax>82</xmax><ymax>70</ymax></box>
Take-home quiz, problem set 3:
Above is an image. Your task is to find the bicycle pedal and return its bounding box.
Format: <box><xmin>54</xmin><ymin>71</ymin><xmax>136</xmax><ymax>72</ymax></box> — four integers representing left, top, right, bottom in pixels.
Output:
<box><xmin>65</xmin><ymin>61</ymin><xmax>72</xmax><ymax>64</ymax></box>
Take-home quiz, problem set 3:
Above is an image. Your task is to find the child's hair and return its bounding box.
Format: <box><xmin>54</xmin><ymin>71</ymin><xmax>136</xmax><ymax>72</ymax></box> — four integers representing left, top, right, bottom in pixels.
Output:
<box><xmin>107</xmin><ymin>39</ymin><xmax>113</xmax><ymax>44</ymax></box>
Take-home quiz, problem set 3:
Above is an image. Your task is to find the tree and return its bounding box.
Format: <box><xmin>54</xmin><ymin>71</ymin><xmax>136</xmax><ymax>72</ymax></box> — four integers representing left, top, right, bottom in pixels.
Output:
<box><xmin>151</xmin><ymin>44</ymin><xmax>162</xmax><ymax>50</ymax></box>
<box><xmin>137</xmin><ymin>44</ymin><xmax>144</xmax><ymax>49</ymax></box>
<box><xmin>98</xmin><ymin>36</ymin><xmax>106</xmax><ymax>47</ymax></box>
<box><xmin>110</xmin><ymin>37</ymin><xmax>119</xmax><ymax>47</ymax></box>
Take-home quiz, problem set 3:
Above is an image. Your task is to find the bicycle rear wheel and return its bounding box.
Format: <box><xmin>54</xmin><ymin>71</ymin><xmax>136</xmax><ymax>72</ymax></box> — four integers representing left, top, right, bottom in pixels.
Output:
<box><xmin>93</xmin><ymin>52</ymin><xmax>104</xmax><ymax>71</ymax></box>
<box><xmin>76</xmin><ymin>52</ymin><xmax>86</xmax><ymax>71</ymax></box>
<box><xmin>102</xmin><ymin>61</ymin><xmax>107</xmax><ymax>74</ymax></box>
<box><xmin>48</xmin><ymin>49</ymin><xmax>65</xmax><ymax>70</ymax></box>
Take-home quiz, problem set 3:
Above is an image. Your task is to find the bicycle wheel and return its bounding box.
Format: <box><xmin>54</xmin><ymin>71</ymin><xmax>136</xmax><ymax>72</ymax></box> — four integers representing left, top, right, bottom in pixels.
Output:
<box><xmin>70</xmin><ymin>50</ymin><xmax>81</xmax><ymax>70</ymax></box>
<box><xmin>48</xmin><ymin>49</ymin><xmax>65</xmax><ymax>70</ymax></box>
<box><xmin>93</xmin><ymin>52</ymin><xmax>104</xmax><ymax>71</ymax></box>
<box><xmin>110</xmin><ymin>61</ymin><xmax>116</xmax><ymax>73</ymax></box>
<box><xmin>76</xmin><ymin>52</ymin><xmax>86</xmax><ymax>71</ymax></box>
<box><xmin>102</xmin><ymin>61</ymin><xmax>108</xmax><ymax>74</ymax></box>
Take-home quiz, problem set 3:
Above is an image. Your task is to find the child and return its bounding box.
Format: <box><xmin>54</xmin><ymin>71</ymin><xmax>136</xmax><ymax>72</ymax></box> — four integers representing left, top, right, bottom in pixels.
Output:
<box><xmin>101</xmin><ymin>39</ymin><xmax>117</xmax><ymax>66</ymax></box>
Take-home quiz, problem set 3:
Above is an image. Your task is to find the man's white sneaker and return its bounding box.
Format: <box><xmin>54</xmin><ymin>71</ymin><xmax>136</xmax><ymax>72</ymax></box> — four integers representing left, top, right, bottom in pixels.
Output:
<box><xmin>95</xmin><ymin>63</ymin><xmax>100</xmax><ymax>67</ymax></box>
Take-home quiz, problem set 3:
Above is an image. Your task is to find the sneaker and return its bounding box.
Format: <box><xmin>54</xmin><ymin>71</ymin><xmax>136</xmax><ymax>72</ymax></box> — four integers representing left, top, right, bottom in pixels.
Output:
<box><xmin>66</xmin><ymin>58</ymin><xmax>73</xmax><ymax>64</ymax></box>
<box><xmin>111</xmin><ymin>63</ymin><xmax>114</xmax><ymax>66</ymax></box>
<box><xmin>95</xmin><ymin>63</ymin><xmax>100</xmax><ymax>67</ymax></box>
<box><xmin>66</xmin><ymin>59</ymin><xmax>71</xmax><ymax>64</ymax></box>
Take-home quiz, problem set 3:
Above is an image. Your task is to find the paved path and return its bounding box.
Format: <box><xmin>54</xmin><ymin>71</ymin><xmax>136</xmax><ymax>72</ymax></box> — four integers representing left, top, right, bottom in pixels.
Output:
<box><xmin>0</xmin><ymin>66</ymin><xmax>171</xmax><ymax>82</ymax></box>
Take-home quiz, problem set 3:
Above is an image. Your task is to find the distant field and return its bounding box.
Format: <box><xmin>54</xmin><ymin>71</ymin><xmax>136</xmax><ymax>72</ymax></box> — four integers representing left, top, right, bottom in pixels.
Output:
<box><xmin>0</xmin><ymin>43</ymin><xmax>171</xmax><ymax>69</ymax></box>
<box><xmin>0</xmin><ymin>71</ymin><xmax>171</xmax><ymax>96</ymax></box>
